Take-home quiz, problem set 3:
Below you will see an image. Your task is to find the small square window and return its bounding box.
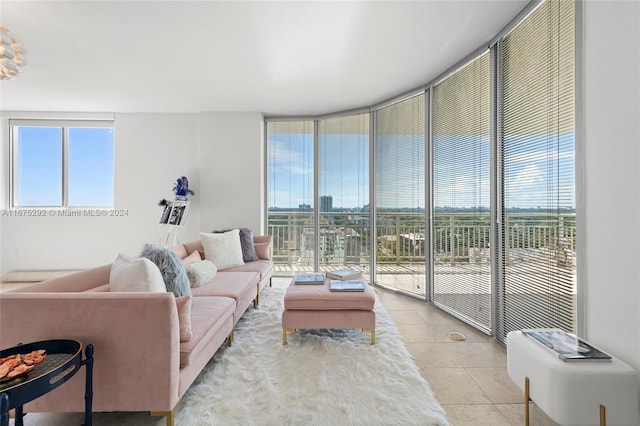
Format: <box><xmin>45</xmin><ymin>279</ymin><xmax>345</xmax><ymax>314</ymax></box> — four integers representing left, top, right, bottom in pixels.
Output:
<box><xmin>11</xmin><ymin>120</ymin><xmax>115</xmax><ymax>208</ymax></box>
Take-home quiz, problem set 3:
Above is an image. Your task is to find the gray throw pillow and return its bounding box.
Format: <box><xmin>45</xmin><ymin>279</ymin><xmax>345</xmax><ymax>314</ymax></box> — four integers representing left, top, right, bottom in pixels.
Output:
<box><xmin>238</xmin><ymin>228</ymin><xmax>258</xmax><ymax>262</ymax></box>
<box><xmin>140</xmin><ymin>244</ymin><xmax>191</xmax><ymax>297</ymax></box>
<box><xmin>213</xmin><ymin>228</ymin><xmax>258</xmax><ymax>262</ymax></box>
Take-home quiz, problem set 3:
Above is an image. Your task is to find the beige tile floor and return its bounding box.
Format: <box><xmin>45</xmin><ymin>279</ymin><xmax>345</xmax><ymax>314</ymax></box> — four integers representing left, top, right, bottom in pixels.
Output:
<box><xmin>375</xmin><ymin>286</ymin><xmax>559</xmax><ymax>426</ymax></box>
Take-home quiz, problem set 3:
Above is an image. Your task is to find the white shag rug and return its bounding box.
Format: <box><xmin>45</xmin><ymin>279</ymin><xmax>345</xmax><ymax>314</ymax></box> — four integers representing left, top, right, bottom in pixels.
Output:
<box><xmin>173</xmin><ymin>278</ymin><xmax>449</xmax><ymax>426</ymax></box>
<box><xmin>14</xmin><ymin>279</ymin><xmax>449</xmax><ymax>426</ymax></box>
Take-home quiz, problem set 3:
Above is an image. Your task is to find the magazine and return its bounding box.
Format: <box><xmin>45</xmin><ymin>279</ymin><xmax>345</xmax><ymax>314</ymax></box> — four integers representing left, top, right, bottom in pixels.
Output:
<box><xmin>521</xmin><ymin>328</ymin><xmax>612</xmax><ymax>362</ymax></box>
<box><xmin>326</xmin><ymin>268</ymin><xmax>362</xmax><ymax>281</ymax></box>
<box><xmin>294</xmin><ymin>273</ymin><xmax>325</xmax><ymax>285</ymax></box>
<box><xmin>329</xmin><ymin>279</ymin><xmax>365</xmax><ymax>292</ymax></box>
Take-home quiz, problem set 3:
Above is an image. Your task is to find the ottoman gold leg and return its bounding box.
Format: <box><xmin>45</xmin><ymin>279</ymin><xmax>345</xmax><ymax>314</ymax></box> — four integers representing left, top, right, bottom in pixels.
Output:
<box><xmin>363</xmin><ymin>328</ymin><xmax>375</xmax><ymax>345</ymax></box>
<box><xmin>283</xmin><ymin>328</ymin><xmax>295</xmax><ymax>345</ymax></box>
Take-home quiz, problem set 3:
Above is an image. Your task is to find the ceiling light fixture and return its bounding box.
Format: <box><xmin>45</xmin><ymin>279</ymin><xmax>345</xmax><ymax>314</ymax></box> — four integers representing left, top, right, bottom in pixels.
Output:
<box><xmin>0</xmin><ymin>27</ymin><xmax>26</xmax><ymax>80</ymax></box>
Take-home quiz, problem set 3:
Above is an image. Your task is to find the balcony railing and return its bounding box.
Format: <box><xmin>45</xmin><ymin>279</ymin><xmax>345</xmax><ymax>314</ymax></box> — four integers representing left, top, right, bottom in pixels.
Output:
<box><xmin>267</xmin><ymin>210</ymin><xmax>576</xmax><ymax>282</ymax></box>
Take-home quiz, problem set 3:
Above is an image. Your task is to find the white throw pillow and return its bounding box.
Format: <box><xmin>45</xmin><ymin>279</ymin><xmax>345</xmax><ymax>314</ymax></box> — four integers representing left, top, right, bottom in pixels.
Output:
<box><xmin>109</xmin><ymin>253</ymin><xmax>166</xmax><ymax>292</ymax></box>
<box><xmin>185</xmin><ymin>260</ymin><xmax>218</xmax><ymax>288</ymax></box>
<box><xmin>200</xmin><ymin>230</ymin><xmax>245</xmax><ymax>270</ymax></box>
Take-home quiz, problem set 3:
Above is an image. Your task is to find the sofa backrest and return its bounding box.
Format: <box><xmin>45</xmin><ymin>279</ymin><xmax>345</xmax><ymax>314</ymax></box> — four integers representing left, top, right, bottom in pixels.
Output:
<box><xmin>181</xmin><ymin>240</ymin><xmax>205</xmax><ymax>260</ymax></box>
<box><xmin>178</xmin><ymin>235</ymin><xmax>273</xmax><ymax>261</ymax></box>
<box><xmin>253</xmin><ymin>235</ymin><xmax>273</xmax><ymax>260</ymax></box>
<box><xmin>8</xmin><ymin>264</ymin><xmax>112</xmax><ymax>293</ymax></box>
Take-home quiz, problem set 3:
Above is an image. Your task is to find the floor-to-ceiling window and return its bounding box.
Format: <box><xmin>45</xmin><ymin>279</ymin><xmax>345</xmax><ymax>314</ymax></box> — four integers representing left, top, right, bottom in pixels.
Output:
<box><xmin>266</xmin><ymin>120</ymin><xmax>314</xmax><ymax>274</ymax></box>
<box><xmin>497</xmin><ymin>0</ymin><xmax>576</xmax><ymax>341</ymax></box>
<box><xmin>374</xmin><ymin>95</ymin><xmax>426</xmax><ymax>296</ymax></box>
<box><xmin>265</xmin><ymin>0</ymin><xmax>578</xmax><ymax>339</ymax></box>
<box><xmin>432</xmin><ymin>52</ymin><xmax>491</xmax><ymax>330</ymax></box>
<box><xmin>318</xmin><ymin>113</ymin><xmax>370</xmax><ymax>275</ymax></box>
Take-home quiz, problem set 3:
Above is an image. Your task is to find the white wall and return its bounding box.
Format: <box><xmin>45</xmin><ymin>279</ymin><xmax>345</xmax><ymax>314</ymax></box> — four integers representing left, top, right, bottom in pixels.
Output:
<box><xmin>198</xmin><ymin>112</ymin><xmax>265</xmax><ymax>234</ymax></box>
<box><xmin>0</xmin><ymin>112</ymin><xmax>266</xmax><ymax>273</ymax></box>
<box><xmin>583</xmin><ymin>0</ymin><xmax>640</xmax><ymax>374</ymax></box>
<box><xmin>0</xmin><ymin>113</ymin><xmax>200</xmax><ymax>271</ymax></box>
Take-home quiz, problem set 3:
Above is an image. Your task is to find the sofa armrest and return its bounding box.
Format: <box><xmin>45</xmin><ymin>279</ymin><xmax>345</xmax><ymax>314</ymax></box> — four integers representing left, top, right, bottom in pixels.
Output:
<box><xmin>0</xmin><ymin>292</ymin><xmax>181</xmax><ymax>413</ymax></box>
<box><xmin>253</xmin><ymin>235</ymin><xmax>273</xmax><ymax>261</ymax></box>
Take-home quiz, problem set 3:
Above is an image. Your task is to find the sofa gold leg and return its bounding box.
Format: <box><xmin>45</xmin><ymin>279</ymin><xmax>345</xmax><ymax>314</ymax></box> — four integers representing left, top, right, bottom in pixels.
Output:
<box><xmin>151</xmin><ymin>401</ymin><xmax>178</xmax><ymax>426</ymax></box>
<box><xmin>254</xmin><ymin>293</ymin><xmax>259</xmax><ymax>309</ymax></box>
<box><xmin>228</xmin><ymin>330</ymin><xmax>234</xmax><ymax>347</ymax></box>
<box><xmin>269</xmin><ymin>276</ymin><xmax>272</xmax><ymax>287</ymax></box>
<box><xmin>363</xmin><ymin>328</ymin><xmax>375</xmax><ymax>345</ymax></box>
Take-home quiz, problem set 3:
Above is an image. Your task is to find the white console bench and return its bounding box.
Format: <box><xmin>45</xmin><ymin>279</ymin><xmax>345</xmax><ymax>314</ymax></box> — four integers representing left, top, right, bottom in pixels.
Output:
<box><xmin>507</xmin><ymin>330</ymin><xmax>638</xmax><ymax>426</ymax></box>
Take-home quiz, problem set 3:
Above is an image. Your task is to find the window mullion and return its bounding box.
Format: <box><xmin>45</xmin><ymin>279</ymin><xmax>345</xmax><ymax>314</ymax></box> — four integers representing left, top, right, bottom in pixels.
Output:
<box><xmin>10</xmin><ymin>125</ymin><xmax>18</xmax><ymax>208</ymax></box>
<box><xmin>62</xmin><ymin>127</ymin><xmax>69</xmax><ymax>207</ymax></box>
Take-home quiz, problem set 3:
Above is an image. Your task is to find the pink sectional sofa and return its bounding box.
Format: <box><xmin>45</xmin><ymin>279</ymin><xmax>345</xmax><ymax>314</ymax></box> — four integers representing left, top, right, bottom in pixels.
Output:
<box><xmin>0</xmin><ymin>235</ymin><xmax>273</xmax><ymax>426</ymax></box>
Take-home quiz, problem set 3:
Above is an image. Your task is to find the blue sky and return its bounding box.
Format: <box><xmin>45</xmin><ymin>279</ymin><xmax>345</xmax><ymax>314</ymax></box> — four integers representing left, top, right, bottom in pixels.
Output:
<box><xmin>17</xmin><ymin>126</ymin><xmax>114</xmax><ymax>207</ymax></box>
<box><xmin>269</xmin><ymin>131</ymin><xmax>370</xmax><ymax>210</ymax></box>
<box><xmin>268</xmin><ymin>131</ymin><xmax>575</xmax><ymax>210</ymax></box>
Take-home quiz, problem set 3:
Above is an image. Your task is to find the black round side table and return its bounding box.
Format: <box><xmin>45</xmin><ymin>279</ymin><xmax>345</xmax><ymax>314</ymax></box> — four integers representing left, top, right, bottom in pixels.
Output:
<box><xmin>0</xmin><ymin>339</ymin><xmax>93</xmax><ymax>426</ymax></box>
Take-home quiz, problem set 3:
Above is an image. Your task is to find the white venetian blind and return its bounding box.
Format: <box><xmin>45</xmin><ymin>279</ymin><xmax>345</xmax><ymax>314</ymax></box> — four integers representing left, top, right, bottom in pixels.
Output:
<box><xmin>375</xmin><ymin>94</ymin><xmax>426</xmax><ymax>295</ymax></box>
<box><xmin>432</xmin><ymin>52</ymin><xmax>491</xmax><ymax>330</ymax></box>
<box><xmin>498</xmin><ymin>0</ymin><xmax>576</xmax><ymax>341</ymax></box>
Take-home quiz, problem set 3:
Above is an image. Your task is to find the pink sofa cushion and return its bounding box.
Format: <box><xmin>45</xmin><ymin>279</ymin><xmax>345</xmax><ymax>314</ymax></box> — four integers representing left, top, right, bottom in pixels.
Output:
<box><xmin>180</xmin><ymin>296</ymin><xmax>234</xmax><ymax>366</ymax></box>
<box><xmin>254</xmin><ymin>241</ymin><xmax>270</xmax><ymax>260</ymax></box>
<box><xmin>84</xmin><ymin>283</ymin><xmax>111</xmax><ymax>292</ymax></box>
<box><xmin>169</xmin><ymin>244</ymin><xmax>189</xmax><ymax>260</ymax></box>
<box><xmin>220</xmin><ymin>259</ymin><xmax>273</xmax><ymax>280</ymax></box>
<box><xmin>191</xmin><ymin>271</ymin><xmax>259</xmax><ymax>323</ymax></box>
<box><xmin>284</xmin><ymin>281</ymin><xmax>375</xmax><ymax>311</ymax></box>
<box><xmin>181</xmin><ymin>250</ymin><xmax>201</xmax><ymax>266</ymax></box>
<box><xmin>190</xmin><ymin>272</ymin><xmax>258</xmax><ymax>299</ymax></box>
<box><xmin>181</xmin><ymin>241</ymin><xmax>205</xmax><ymax>260</ymax></box>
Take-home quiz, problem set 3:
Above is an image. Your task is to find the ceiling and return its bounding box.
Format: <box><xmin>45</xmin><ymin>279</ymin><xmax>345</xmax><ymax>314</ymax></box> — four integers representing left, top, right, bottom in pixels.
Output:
<box><xmin>0</xmin><ymin>1</ymin><xmax>527</xmax><ymax>116</ymax></box>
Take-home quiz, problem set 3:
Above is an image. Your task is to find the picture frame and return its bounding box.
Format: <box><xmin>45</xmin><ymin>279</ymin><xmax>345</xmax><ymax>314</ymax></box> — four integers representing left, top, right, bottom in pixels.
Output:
<box><xmin>159</xmin><ymin>203</ymin><xmax>172</xmax><ymax>224</ymax></box>
<box><xmin>168</xmin><ymin>200</ymin><xmax>189</xmax><ymax>226</ymax></box>
<box><xmin>160</xmin><ymin>200</ymin><xmax>190</xmax><ymax>226</ymax></box>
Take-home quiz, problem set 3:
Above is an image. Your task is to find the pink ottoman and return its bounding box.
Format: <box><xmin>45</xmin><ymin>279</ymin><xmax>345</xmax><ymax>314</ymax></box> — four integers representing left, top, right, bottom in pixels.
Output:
<box><xmin>282</xmin><ymin>277</ymin><xmax>376</xmax><ymax>345</ymax></box>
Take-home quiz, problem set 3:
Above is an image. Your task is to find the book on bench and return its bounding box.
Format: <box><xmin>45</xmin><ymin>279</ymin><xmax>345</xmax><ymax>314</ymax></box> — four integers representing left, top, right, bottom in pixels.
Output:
<box><xmin>329</xmin><ymin>279</ymin><xmax>365</xmax><ymax>292</ymax></box>
<box><xmin>326</xmin><ymin>268</ymin><xmax>362</xmax><ymax>281</ymax></box>
<box><xmin>521</xmin><ymin>328</ymin><xmax>612</xmax><ymax>362</ymax></box>
<box><xmin>294</xmin><ymin>273</ymin><xmax>326</xmax><ymax>285</ymax></box>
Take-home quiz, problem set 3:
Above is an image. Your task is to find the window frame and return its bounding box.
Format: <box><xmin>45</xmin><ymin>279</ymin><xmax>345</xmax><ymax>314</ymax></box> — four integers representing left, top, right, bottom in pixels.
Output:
<box><xmin>9</xmin><ymin>119</ymin><xmax>115</xmax><ymax>208</ymax></box>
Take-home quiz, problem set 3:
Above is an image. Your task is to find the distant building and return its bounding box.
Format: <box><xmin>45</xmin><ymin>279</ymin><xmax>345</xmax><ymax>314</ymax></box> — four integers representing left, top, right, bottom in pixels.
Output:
<box><xmin>298</xmin><ymin>203</ymin><xmax>311</xmax><ymax>210</ymax></box>
<box><xmin>319</xmin><ymin>195</ymin><xmax>333</xmax><ymax>213</ymax></box>
<box><xmin>319</xmin><ymin>195</ymin><xmax>334</xmax><ymax>223</ymax></box>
